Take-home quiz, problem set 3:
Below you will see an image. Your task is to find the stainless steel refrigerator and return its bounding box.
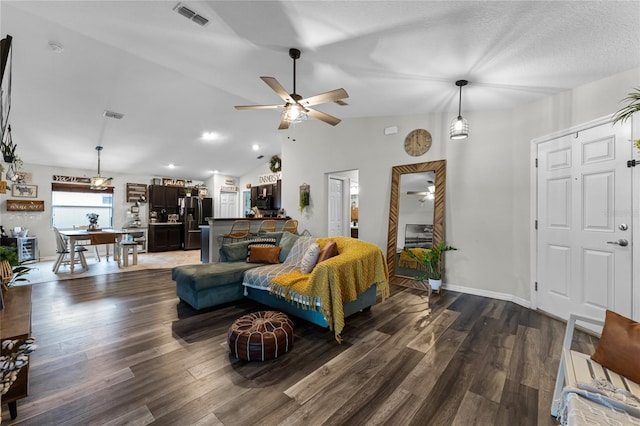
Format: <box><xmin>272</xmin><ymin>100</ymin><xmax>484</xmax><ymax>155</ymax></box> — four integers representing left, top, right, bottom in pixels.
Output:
<box><xmin>179</xmin><ymin>197</ymin><xmax>213</xmax><ymax>250</ymax></box>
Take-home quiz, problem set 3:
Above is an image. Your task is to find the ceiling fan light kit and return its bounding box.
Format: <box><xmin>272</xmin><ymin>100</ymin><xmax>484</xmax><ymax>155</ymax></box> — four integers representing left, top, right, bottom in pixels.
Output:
<box><xmin>235</xmin><ymin>48</ymin><xmax>348</xmax><ymax>130</ymax></box>
<box><xmin>450</xmin><ymin>79</ymin><xmax>469</xmax><ymax>140</ymax></box>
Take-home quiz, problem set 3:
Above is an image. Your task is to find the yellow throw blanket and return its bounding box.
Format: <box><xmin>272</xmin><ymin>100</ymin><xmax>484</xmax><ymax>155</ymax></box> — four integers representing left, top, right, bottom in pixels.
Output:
<box><xmin>269</xmin><ymin>236</ymin><xmax>389</xmax><ymax>342</ymax></box>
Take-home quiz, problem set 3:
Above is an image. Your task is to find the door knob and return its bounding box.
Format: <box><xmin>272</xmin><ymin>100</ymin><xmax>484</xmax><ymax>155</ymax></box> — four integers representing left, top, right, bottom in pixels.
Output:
<box><xmin>606</xmin><ymin>239</ymin><xmax>629</xmax><ymax>247</ymax></box>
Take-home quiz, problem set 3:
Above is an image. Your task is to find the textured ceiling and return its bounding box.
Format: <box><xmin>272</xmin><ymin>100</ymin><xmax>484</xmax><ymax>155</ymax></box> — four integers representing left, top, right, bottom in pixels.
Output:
<box><xmin>2</xmin><ymin>1</ymin><xmax>639</xmax><ymax>180</ymax></box>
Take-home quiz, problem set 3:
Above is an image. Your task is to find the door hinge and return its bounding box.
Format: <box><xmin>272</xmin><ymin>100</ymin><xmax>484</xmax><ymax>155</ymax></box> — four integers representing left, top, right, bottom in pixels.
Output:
<box><xmin>535</xmin><ymin>220</ymin><xmax>538</xmax><ymax>230</ymax></box>
<box><xmin>628</xmin><ymin>159</ymin><xmax>637</xmax><ymax>168</ymax></box>
<box><xmin>535</xmin><ymin>158</ymin><xmax>538</xmax><ymax>168</ymax></box>
<box><xmin>535</xmin><ymin>282</ymin><xmax>538</xmax><ymax>291</ymax></box>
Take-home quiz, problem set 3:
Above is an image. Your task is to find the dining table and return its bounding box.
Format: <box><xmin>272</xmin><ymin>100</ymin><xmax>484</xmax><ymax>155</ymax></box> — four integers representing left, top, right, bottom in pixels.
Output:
<box><xmin>59</xmin><ymin>229</ymin><xmax>125</xmax><ymax>272</ymax></box>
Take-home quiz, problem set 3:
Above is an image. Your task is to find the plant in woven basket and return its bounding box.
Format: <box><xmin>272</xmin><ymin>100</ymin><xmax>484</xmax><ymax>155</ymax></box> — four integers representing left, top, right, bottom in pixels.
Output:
<box><xmin>0</xmin><ymin>245</ymin><xmax>31</xmax><ymax>291</ymax></box>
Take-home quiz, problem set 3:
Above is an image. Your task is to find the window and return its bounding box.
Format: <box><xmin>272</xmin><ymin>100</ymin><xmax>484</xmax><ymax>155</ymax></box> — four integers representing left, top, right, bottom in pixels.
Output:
<box><xmin>51</xmin><ymin>183</ymin><xmax>114</xmax><ymax>230</ymax></box>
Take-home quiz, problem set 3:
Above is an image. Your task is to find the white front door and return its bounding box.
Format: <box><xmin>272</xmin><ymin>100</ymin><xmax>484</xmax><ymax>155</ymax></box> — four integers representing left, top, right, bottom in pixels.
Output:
<box><xmin>219</xmin><ymin>192</ymin><xmax>237</xmax><ymax>218</ymax></box>
<box><xmin>536</xmin><ymin>119</ymin><xmax>633</xmax><ymax>320</ymax></box>
<box><xmin>328</xmin><ymin>176</ymin><xmax>346</xmax><ymax>237</ymax></box>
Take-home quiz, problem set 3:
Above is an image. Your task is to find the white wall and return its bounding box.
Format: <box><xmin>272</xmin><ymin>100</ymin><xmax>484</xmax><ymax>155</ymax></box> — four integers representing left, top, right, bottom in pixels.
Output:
<box><xmin>0</xmin><ymin>163</ymin><xmax>204</xmax><ymax>259</ymax></box>
<box><xmin>281</xmin><ymin>67</ymin><xmax>640</xmax><ymax>302</ymax></box>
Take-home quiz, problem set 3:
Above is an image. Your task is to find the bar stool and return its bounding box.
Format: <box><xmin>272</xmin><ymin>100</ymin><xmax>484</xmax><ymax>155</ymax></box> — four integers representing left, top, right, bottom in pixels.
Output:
<box><xmin>281</xmin><ymin>219</ymin><xmax>298</xmax><ymax>234</ymax></box>
<box><xmin>252</xmin><ymin>219</ymin><xmax>276</xmax><ymax>236</ymax></box>
<box><xmin>120</xmin><ymin>240</ymin><xmax>138</xmax><ymax>266</ymax></box>
<box><xmin>220</xmin><ymin>220</ymin><xmax>251</xmax><ymax>245</ymax></box>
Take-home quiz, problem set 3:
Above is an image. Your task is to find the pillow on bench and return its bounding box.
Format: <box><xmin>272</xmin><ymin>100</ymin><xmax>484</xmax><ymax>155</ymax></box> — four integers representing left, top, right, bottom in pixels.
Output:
<box><xmin>591</xmin><ymin>310</ymin><xmax>640</xmax><ymax>384</ymax></box>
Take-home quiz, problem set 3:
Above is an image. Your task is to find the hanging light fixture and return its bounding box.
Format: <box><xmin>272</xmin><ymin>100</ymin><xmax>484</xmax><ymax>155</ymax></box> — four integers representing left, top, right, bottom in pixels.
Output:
<box><xmin>450</xmin><ymin>79</ymin><xmax>469</xmax><ymax>140</ymax></box>
<box><xmin>90</xmin><ymin>146</ymin><xmax>112</xmax><ymax>190</ymax></box>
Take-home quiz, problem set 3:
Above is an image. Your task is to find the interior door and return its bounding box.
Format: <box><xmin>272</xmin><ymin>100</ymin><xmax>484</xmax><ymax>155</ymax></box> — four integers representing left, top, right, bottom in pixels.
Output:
<box><xmin>219</xmin><ymin>192</ymin><xmax>237</xmax><ymax>218</ymax></box>
<box><xmin>328</xmin><ymin>176</ymin><xmax>347</xmax><ymax>237</ymax></box>
<box><xmin>536</xmin><ymin>120</ymin><xmax>633</xmax><ymax>320</ymax></box>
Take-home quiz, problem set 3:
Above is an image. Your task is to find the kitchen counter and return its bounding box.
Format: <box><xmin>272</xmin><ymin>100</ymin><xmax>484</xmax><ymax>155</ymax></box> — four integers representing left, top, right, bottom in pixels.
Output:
<box><xmin>148</xmin><ymin>222</ymin><xmax>183</xmax><ymax>226</ymax></box>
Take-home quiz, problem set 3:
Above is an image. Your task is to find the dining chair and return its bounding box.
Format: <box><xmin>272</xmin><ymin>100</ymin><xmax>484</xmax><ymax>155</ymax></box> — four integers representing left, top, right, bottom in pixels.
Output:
<box><xmin>220</xmin><ymin>220</ymin><xmax>252</xmax><ymax>245</ymax></box>
<box><xmin>53</xmin><ymin>227</ymin><xmax>88</xmax><ymax>273</ymax></box>
<box><xmin>73</xmin><ymin>225</ymin><xmax>101</xmax><ymax>261</ymax></box>
<box><xmin>281</xmin><ymin>219</ymin><xmax>298</xmax><ymax>234</ymax></box>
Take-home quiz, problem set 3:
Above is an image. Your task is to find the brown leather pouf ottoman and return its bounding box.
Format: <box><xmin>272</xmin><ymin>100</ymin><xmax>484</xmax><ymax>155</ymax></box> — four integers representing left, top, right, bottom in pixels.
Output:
<box><xmin>227</xmin><ymin>311</ymin><xmax>294</xmax><ymax>361</ymax></box>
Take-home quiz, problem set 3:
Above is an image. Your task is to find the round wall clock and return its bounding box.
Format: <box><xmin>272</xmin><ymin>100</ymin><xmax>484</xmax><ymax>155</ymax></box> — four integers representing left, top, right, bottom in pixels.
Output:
<box><xmin>404</xmin><ymin>129</ymin><xmax>432</xmax><ymax>157</ymax></box>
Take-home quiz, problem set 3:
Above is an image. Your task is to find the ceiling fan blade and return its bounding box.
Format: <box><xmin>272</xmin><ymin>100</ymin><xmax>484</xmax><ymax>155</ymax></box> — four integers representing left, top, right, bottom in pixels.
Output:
<box><xmin>261</xmin><ymin>76</ymin><xmax>293</xmax><ymax>102</ymax></box>
<box><xmin>306</xmin><ymin>108</ymin><xmax>341</xmax><ymax>126</ymax></box>
<box><xmin>407</xmin><ymin>191</ymin><xmax>428</xmax><ymax>195</ymax></box>
<box><xmin>277</xmin><ymin>112</ymin><xmax>291</xmax><ymax>130</ymax></box>
<box><xmin>235</xmin><ymin>104</ymin><xmax>282</xmax><ymax>110</ymax></box>
<box><xmin>299</xmin><ymin>88</ymin><xmax>349</xmax><ymax>107</ymax></box>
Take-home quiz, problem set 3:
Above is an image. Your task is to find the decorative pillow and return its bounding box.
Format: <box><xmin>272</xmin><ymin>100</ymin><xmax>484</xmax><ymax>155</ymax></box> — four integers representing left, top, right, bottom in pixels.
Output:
<box><xmin>591</xmin><ymin>310</ymin><xmax>640</xmax><ymax>384</ymax></box>
<box><xmin>247</xmin><ymin>246</ymin><xmax>281</xmax><ymax>264</ymax></box>
<box><xmin>219</xmin><ymin>241</ymin><xmax>250</xmax><ymax>262</ymax></box>
<box><xmin>300</xmin><ymin>243</ymin><xmax>320</xmax><ymax>273</ymax></box>
<box><xmin>278</xmin><ymin>232</ymin><xmax>300</xmax><ymax>262</ymax></box>
<box><xmin>317</xmin><ymin>241</ymin><xmax>339</xmax><ymax>263</ymax></box>
<box><xmin>246</xmin><ymin>238</ymin><xmax>277</xmax><ymax>261</ymax></box>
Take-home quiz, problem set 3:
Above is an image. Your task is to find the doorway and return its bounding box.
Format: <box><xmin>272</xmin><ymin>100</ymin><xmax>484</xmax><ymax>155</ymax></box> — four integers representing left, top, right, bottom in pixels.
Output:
<box><xmin>533</xmin><ymin>117</ymin><xmax>635</xmax><ymax>321</ymax></box>
<box><xmin>327</xmin><ymin>170</ymin><xmax>358</xmax><ymax>237</ymax></box>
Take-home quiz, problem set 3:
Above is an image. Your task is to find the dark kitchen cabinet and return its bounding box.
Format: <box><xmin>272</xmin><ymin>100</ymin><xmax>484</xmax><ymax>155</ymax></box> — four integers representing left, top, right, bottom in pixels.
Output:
<box><xmin>149</xmin><ymin>185</ymin><xmax>180</xmax><ymax>214</ymax></box>
<box><xmin>148</xmin><ymin>225</ymin><xmax>182</xmax><ymax>252</ymax></box>
<box><xmin>250</xmin><ymin>180</ymin><xmax>281</xmax><ymax>209</ymax></box>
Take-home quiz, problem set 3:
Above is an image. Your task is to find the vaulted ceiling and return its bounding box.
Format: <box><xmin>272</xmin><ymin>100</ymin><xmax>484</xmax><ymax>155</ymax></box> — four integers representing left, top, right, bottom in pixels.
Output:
<box><xmin>2</xmin><ymin>1</ymin><xmax>639</xmax><ymax>180</ymax></box>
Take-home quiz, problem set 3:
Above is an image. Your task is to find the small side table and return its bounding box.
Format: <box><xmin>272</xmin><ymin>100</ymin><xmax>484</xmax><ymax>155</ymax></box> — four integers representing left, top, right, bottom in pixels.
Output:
<box><xmin>120</xmin><ymin>241</ymin><xmax>138</xmax><ymax>266</ymax></box>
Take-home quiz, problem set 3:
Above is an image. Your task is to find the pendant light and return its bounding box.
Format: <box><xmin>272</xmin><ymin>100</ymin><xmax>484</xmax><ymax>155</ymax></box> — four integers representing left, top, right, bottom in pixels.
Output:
<box><xmin>90</xmin><ymin>146</ymin><xmax>111</xmax><ymax>190</ymax></box>
<box><xmin>450</xmin><ymin>79</ymin><xmax>469</xmax><ymax>140</ymax></box>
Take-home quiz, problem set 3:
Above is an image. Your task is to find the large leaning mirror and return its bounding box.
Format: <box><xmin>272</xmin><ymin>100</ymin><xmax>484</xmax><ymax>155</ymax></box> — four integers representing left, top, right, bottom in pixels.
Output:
<box><xmin>386</xmin><ymin>160</ymin><xmax>446</xmax><ymax>288</ymax></box>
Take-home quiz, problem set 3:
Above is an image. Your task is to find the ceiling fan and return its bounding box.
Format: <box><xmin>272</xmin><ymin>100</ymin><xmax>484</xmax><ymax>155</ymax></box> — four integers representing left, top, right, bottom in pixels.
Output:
<box><xmin>235</xmin><ymin>48</ymin><xmax>349</xmax><ymax>130</ymax></box>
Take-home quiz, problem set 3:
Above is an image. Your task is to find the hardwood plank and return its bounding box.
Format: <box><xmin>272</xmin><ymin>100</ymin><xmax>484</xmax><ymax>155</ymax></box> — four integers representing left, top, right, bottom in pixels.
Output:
<box><xmin>495</xmin><ymin>379</ymin><xmax>539</xmax><ymax>426</ymax></box>
<box><xmin>451</xmin><ymin>391</ymin><xmax>499</xmax><ymax>426</ymax></box>
<box><xmin>1</xmin><ymin>272</ymin><xmax>594</xmax><ymax>425</ymax></box>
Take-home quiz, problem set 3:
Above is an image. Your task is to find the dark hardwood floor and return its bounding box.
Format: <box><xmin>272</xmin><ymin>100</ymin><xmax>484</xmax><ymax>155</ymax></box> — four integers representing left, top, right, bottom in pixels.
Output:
<box><xmin>1</xmin><ymin>269</ymin><xmax>598</xmax><ymax>425</ymax></box>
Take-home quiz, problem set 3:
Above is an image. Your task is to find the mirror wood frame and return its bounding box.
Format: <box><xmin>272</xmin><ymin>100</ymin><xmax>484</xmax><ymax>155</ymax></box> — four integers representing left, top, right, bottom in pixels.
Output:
<box><xmin>386</xmin><ymin>160</ymin><xmax>446</xmax><ymax>287</ymax></box>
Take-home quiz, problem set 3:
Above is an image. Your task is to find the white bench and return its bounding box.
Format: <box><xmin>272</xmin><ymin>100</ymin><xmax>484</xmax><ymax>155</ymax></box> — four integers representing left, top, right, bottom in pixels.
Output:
<box><xmin>551</xmin><ymin>313</ymin><xmax>640</xmax><ymax>418</ymax></box>
<box><xmin>119</xmin><ymin>241</ymin><xmax>138</xmax><ymax>266</ymax></box>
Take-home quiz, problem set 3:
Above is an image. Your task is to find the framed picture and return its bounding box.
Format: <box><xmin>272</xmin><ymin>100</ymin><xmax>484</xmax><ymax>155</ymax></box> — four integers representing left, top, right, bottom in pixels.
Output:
<box><xmin>11</xmin><ymin>184</ymin><xmax>37</xmax><ymax>198</ymax></box>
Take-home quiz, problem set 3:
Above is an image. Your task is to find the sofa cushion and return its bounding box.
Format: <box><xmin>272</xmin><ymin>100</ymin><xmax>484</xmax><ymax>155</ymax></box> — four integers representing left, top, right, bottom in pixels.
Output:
<box><xmin>278</xmin><ymin>232</ymin><xmax>299</xmax><ymax>262</ymax></box>
<box><xmin>247</xmin><ymin>237</ymin><xmax>277</xmax><ymax>260</ymax></box>
<box><xmin>317</xmin><ymin>241</ymin><xmax>339</xmax><ymax>263</ymax></box>
<box><xmin>220</xmin><ymin>241</ymin><xmax>251</xmax><ymax>262</ymax></box>
<box><xmin>283</xmin><ymin>236</ymin><xmax>316</xmax><ymax>265</ymax></box>
<box><xmin>300</xmin><ymin>243</ymin><xmax>320</xmax><ymax>273</ymax></box>
<box><xmin>248</xmin><ymin>246</ymin><xmax>281</xmax><ymax>264</ymax></box>
<box><xmin>172</xmin><ymin>262</ymin><xmax>262</xmax><ymax>291</ymax></box>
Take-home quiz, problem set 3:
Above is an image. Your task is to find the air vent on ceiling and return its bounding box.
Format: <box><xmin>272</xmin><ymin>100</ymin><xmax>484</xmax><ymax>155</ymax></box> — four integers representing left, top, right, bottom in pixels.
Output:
<box><xmin>256</xmin><ymin>155</ymin><xmax>264</xmax><ymax>159</ymax></box>
<box><xmin>103</xmin><ymin>110</ymin><xmax>124</xmax><ymax>120</ymax></box>
<box><xmin>173</xmin><ymin>3</ymin><xmax>209</xmax><ymax>27</ymax></box>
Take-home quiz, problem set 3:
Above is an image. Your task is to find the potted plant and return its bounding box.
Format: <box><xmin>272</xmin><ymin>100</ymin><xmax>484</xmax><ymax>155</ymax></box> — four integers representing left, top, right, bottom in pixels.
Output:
<box><xmin>612</xmin><ymin>87</ymin><xmax>640</xmax><ymax>154</ymax></box>
<box><xmin>403</xmin><ymin>241</ymin><xmax>457</xmax><ymax>292</ymax></box>
<box><xmin>0</xmin><ymin>245</ymin><xmax>32</xmax><ymax>292</ymax></box>
<box><xmin>1</xmin><ymin>125</ymin><xmax>17</xmax><ymax>163</ymax></box>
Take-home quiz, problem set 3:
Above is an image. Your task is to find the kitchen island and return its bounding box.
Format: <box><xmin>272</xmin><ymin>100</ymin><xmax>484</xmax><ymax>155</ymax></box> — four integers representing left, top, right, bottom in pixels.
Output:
<box><xmin>200</xmin><ymin>217</ymin><xmax>291</xmax><ymax>263</ymax></box>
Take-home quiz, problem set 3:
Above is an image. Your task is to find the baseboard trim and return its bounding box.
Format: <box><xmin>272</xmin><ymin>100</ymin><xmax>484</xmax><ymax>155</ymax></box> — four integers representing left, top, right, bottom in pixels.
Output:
<box><xmin>442</xmin><ymin>283</ymin><xmax>531</xmax><ymax>309</ymax></box>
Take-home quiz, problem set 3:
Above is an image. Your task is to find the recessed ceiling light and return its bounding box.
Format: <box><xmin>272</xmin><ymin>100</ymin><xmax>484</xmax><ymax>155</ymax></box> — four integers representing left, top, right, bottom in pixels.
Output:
<box><xmin>168</xmin><ymin>164</ymin><xmax>176</xmax><ymax>169</ymax></box>
<box><xmin>252</xmin><ymin>144</ymin><xmax>260</xmax><ymax>151</ymax></box>
<box><xmin>202</xmin><ymin>131</ymin><xmax>218</xmax><ymax>141</ymax></box>
<box><xmin>212</xmin><ymin>170</ymin><xmax>219</xmax><ymax>174</ymax></box>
